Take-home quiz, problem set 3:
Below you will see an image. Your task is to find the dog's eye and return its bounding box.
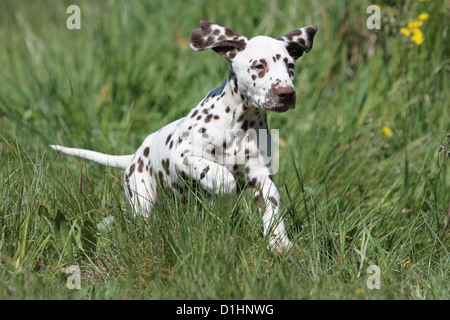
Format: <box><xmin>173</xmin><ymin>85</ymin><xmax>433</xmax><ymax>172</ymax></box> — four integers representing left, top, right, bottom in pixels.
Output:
<box><xmin>254</xmin><ymin>64</ymin><xmax>265</xmax><ymax>70</ymax></box>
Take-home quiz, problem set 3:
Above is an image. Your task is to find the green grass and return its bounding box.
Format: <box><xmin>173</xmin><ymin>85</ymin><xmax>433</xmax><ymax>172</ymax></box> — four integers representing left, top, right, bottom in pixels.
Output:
<box><xmin>0</xmin><ymin>0</ymin><xmax>449</xmax><ymax>299</ymax></box>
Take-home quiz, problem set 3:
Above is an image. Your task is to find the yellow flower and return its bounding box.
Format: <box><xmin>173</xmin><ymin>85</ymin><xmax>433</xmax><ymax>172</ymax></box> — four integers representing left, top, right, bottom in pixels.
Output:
<box><xmin>356</xmin><ymin>288</ymin><xmax>364</xmax><ymax>294</ymax></box>
<box><xmin>400</xmin><ymin>28</ymin><xmax>411</xmax><ymax>36</ymax></box>
<box><xmin>407</xmin><ymin>20</ymin><xmax>423</xmax><ymax>29</ymax></box>
<box><xmin>411</xmin><ymin>28</ymin><xmax>424</xmax><ymax>45</ymax></box>
<box><xmin>401</xmin><ymin>259</ymin><xmax>411</xmax><ymax>267</ymax></box>
<box><xmin>418</xmin><ymin>13</ymin><xmax>429</xmax><ymax>21</ymax></box>
<box><xmin>382</xmin><ymin>126</ymin><xmax>392</xmax><ymax>137</ymax></box>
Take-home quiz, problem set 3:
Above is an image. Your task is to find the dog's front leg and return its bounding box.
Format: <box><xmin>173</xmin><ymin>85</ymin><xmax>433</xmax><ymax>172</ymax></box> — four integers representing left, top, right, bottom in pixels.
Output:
<box><xmin>174</xmin><ymin>156</ymin><xmax>237</xmax><ymax>196</ymax></box>
<box><xmin>247</xmin><ymin>166</ymin><xmax>294</xmax><ymax>254</ymax></box>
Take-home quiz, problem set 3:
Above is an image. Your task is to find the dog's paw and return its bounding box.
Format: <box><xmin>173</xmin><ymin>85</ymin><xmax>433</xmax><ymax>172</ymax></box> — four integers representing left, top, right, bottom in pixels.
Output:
<box><xmin>267</xmin><ymin>236</ymin><xmax>297</xmax><ymax>255</ymax></box>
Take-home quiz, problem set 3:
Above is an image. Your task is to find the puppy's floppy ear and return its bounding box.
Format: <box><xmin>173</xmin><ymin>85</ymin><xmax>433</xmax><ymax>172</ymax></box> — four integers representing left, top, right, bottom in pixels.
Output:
<box><xmin>190</xmin><ymin>20</ymin><xmax>248</xmax><ymax>60</ymax></box>
<box><xmin>278</xmin><ymin>25</ymin><xmax>318</xmax><ymax>60</ymax></box>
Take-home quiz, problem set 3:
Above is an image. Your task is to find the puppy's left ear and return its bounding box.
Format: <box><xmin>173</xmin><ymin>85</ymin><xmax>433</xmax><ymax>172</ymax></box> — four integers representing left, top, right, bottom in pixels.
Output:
<box><xmin>278</xmin><ymin>25</ymin><xmax>318</xmax><ymax>60</ymax></box>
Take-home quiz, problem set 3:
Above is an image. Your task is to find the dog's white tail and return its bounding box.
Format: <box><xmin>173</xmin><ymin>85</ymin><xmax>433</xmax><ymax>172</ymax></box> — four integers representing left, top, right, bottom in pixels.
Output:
<box><xmin>50</xmin><ymin>145</ymin><xmax>133</xmax><ymax>170</ymax></box>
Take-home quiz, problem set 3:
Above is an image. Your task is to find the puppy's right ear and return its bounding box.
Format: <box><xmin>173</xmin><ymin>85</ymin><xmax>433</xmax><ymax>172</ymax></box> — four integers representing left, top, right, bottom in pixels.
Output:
<box><xmin>190</xmin><ymin>20</ymin><xmax>248</xmax><ymax>60</ymax></box>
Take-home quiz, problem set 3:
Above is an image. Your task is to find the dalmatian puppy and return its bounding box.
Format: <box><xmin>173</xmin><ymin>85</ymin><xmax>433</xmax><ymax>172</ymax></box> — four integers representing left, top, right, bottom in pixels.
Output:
<box><xmin>51</xmin><ymin>20</ymin><xmax>317</xmax><ymax>253</ymax></box>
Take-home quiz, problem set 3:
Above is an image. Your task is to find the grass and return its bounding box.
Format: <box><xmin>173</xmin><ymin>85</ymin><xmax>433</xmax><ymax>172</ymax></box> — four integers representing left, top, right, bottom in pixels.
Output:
<box><xmin>0</xmin><ymin>0</ymin><xmax>449</xmax><ymax>299</ymax></box>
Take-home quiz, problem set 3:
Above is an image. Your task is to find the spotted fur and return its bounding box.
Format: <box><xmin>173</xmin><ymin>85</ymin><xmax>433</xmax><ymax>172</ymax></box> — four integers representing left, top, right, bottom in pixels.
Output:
<box><xmin>50</xmin><ymin>20</ymin><xmax>318</xmax><ymax>254</ymax></box>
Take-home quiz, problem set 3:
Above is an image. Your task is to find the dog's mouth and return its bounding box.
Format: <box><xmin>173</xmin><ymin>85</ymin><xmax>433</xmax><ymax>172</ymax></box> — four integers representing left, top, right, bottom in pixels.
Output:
<box><xmin>262</xmin><ymin>91</ymin><xmax>296</xmax><ymax>112</ymax></box>
<box><xmin>265</xmin><ymin>104</ymin><xmax>293</xmax><ymax>113</ymax></box>
<box><xmin>262</xmin><ymin>98</ymin><xmax>296</xmax><ymax>113</ymax></box>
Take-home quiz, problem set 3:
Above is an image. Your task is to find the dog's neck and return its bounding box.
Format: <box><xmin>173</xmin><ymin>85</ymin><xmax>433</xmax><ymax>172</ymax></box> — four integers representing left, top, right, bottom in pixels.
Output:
<box><xmin>202</xmin><ymin>70</ymin><xmax>268</xmax><ymax>132</ymax></box>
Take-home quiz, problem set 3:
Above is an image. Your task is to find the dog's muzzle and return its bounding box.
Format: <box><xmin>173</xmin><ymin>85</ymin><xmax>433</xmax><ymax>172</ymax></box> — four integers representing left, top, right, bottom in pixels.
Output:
<box><xmin>263</xmin><ymin>85</ymin><xmax>296</xmax><ymax>112</ymax></box>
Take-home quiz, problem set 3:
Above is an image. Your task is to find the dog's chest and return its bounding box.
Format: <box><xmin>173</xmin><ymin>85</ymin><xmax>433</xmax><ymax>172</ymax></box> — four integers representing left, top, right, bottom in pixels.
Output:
<box><xmin>131</xmin><ymin>97</ymin><xmax>270</xmax><ymax>187</ymax></box>
<box><xmin>178</xmin><ymin>98</ymin><xmax>268</xmax><ymax>162</ymax></box>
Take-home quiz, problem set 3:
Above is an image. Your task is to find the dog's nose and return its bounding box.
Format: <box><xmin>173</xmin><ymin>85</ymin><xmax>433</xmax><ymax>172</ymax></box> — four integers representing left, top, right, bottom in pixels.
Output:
<box><xmin>276</xmin><ymin>86</ymin><xmax>295</xmax><ymax>98</ymax></box>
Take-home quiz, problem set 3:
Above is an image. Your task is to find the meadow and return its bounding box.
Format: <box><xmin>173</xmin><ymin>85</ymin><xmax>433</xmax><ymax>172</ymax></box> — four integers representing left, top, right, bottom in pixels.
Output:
<box><xmin>0</xmin><ymin>0</ymin><xmax>449</xmax><ymax>300</ymax></box>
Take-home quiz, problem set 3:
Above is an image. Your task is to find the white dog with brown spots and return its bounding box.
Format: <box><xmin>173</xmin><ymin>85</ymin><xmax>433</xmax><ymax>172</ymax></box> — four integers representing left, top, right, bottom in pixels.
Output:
<box><xmin>51</xmin><ymin>20</ymin><xmax>317</xmax><ymax>254</ymax></box>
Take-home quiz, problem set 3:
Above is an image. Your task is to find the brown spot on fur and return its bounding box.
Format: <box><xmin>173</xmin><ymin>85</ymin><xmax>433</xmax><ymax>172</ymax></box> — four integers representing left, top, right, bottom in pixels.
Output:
<box><xmin>249</xmin><ymin>177</ymin><xmax>257</xmax><ymax>188</ymax></box>
<box><xmin>227</xmin><ymin>51</ymin><xmax>236</xmax><ymax>60</ymax></box>
<box><xmin>205</xmin><ymin>114</ymin><xmax>213</xmax><ymax>123</ymax></box>
<box><xmin>166</xmin><ymin>134</ymin><xmax>173</xmax><ymax>145</ymax></box>
<box><xmin>224</xmin><ymin>28</ymin><xmax>236</xmax><ymax>37</ymax></box>
<box><xmin>254</xmin><ymin>194</ymin><xmax>264</xmax><ymax>210</ymax></box>
<box><xmin>269</xmin><ymin>196</ymin><xmax>278</xmax><ymax>207</ymax></box>
<box><xmin>162</xmin><ymin>159</ymin><xmax>170</xmax><ymax>175</ymax></box>
<box><xmin>234</xmin><ymin>82</ymin><xmax>239</xmax><ymax>93</ymax></box>
<box><xmin>137</xmin><ymin>158</ymin><xmax>144</xmax><ymax>173</ymax></box>
<box><xmin>158</xmin><ymin>171</ymin><xmax>164</xmax><ymax>187</ymax></box>
<box><xmin>128</xmin><ymin>164</ymin><xmax>135</xmax><ymax>177</ymax></box>
<box><xmin>241</xmin><ymin>120</ymin><xmax>248</xmax><ymax>131</ymax></box>
<box><xmin>199</xmin><ymin>166</ymin><xmax>210</xmax><ymax>180</ymax></box>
